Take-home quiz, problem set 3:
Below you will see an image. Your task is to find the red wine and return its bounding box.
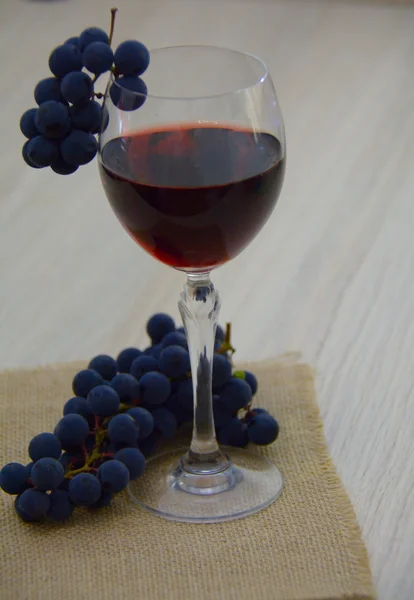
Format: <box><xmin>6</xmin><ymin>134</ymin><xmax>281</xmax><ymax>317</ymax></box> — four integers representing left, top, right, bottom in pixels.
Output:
<box><xmin>99</xmin><ymin>124</ymin><xmax>285</xmax><ymax>270</ymax></box>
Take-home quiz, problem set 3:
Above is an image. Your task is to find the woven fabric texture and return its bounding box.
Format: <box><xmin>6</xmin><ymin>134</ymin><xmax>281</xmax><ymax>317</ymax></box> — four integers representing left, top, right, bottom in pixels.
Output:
<box><xmin>0</xmin><ymin>357</ymin><xmax>375</xmax><ymax>600</ymax></box>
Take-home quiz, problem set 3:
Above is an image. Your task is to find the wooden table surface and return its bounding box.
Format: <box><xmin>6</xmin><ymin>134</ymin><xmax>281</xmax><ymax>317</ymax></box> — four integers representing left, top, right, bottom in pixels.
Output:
<box><xmin>0</xmin><ymin>0</ymin><xmax>413</xmax><ymax>598</ymax></box>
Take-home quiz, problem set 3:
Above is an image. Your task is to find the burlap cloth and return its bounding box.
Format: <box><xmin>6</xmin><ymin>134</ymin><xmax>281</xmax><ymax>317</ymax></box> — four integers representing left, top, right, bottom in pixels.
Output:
<box><xmin>0</xmin><ymin>356</ymin><xmax>375</xmax><ymax>600</ymax></box>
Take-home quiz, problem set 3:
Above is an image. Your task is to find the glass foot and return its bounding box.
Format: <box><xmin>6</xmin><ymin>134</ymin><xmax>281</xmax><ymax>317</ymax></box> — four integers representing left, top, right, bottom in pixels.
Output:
<box><xmin>128</xmin><ymin>447</ymin><xmax>283</xmax><ymax>523</ymax></box>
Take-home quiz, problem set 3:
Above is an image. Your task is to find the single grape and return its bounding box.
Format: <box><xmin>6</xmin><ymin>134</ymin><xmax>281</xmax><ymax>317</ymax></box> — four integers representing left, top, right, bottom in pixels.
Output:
<box><xmin>79</xmin><ymin>27</ymin><xmax>109</xmax><ymax>52</ymax></box>
<box><xmin>159</xmin><ymin>345</ymin><xmax>191</xmax><ymax>379</ymax></box>
<box><xmin>60</xmin><ymin>129</ymin><xmax>97</xmax><ymax>165</ymax></box>
<box><xmin>31</xmin><ymin>457</ymin><xmax>65</xmax><ymax>491</ymax></box>
<box><xmin>89</xmin><ymin>489</ymin><xmax>113</xmax><ymax>509</ymax></box>
<box><xmin>143</xmin><ymin>344</ymin><xmax>162</xmax><ymax>360</ymax></box>
<box><xmin>130</xmin><ymin>355</ymin><xmax>158</xmax><ymax>380</ymax></box>
<box><xmin>213</xmin><ymin>396</ymin><xmax>233</xmax><ymax>428</ymax></box>
<box><xmin>97</xmin><ymin>459</ymin><xmax>129</xmax><ymax>493</ymax></box>
<box><xmin>114</xmin><ymin>447</ymin><xmax>145</xmax><ymax>480</ymax></box>
<box><xmin>20</xmin><ymin>108</ymin><xmax>39</xmax><ymax>139</ymax></box>
<box><xmin>61</xmin><ymin>71</ymin><xmax>93</xmax><ymax>106</ymax></box>
<box><xmin>245</xmin><ymin>407</ymin><xmax>268</xmax><ymax>421</ymax></box>
<box><xmin>107</xmin><ymin>414</ymin><xmax>138</xmax><ymax>445</ymax></box>
<box><xmin>176</xmin><ymin>379</ymin><xmax>193</xmax><ymax>411</ymax></box>
<box><xmin>34</xmin><ymin>100</ymin><xmax>71</xmax><ymax>139</ymax></box>
<box><xmin>165</xmin><ymin>390</ymin><xmax>193</xmax><ymax>420</ymax></box>
<box><xmin>34</xmin><ymin>77</ymin><xmax>67</xmax><ymax>105</ymax></box>
<box><xmin>109</xmin><ymin>75</ymin><xmax>147</xmax><ymax>111</ymax></box>
<box><xmin>28</xmin><ymin>432</ymin><xmax>62</xmax><ymax>462</ymax></box>
<box><xmin>69</xmin><ymin>472</ymin><xmax>102</xmax><ymax>506</ymax></box>
<box><xmin>116</xmin><ymin>347</ymin><xmax>142</xmax><ymax>373</ymax></box>
<box><xmin>126</xmin><ymin>407</ymin><xmax>154</xmax><ymax>439</ymax></box>
<box><xmin>82</xmin><ymin>41</ymin><xmax>114</xmax><ymax>74</ymax></box>
<box><xmin>161</xmin><ymin>331</ymin><xmax>188</xmax><ymax>350</ymax></box>
<box><xmin>54</xmin><ymin>414</ymin><xmax>90</xmax><ymax>448</ymax></box>
<box><xmin>25</xmin><ymin>136</ymin><xmax>59</xmax><ymax>167</ymax></box>
<box><xmin>146</xmin><ymin>313</ymin><xmax>175</xmax><ymax>343</ymax></box>
<box><xmin>169</xmin><ymin>404</ymin><xmax>193</xmax><ymax>427</ymax></box>
<box><xmin>63</xmin><ymin>396</ymin><xmax>91</xmax><ymax>419</ymax></box>
<box><xmin>137</xmin><ymin>431</ymin><xmax>158</xmax><ymax>457</ymax></box>
<box><xmin>49</xmin><ymin>44</ymin><xmax>83</xmax><ymax>78</ymax></box>
<box><xmin>152</xmin><ymin>408</ymin><xmax>178</xmax><ymax>439</ymax></box>
<box><xmin>15</xmin><ymin>495</ymin><xmax>34</xmax><ymax>521</ymax></box>
<box><xmin>51</xmin><ymin>157</ymin><xmax>79</xmax><ymax>175</ymax></box>
<box><xmin>110</xmin><ymin>373</ymin><xmax>139</xmax><ymax>404</ymax></box>
<box><xmin>47</xmin><ymin>490</ymin><xmax>74</xmax><ymax>521</ymax></box>
<box><xmin>26</xmin><ymin>462</ymin><xmax>34</xmax><ymax>477</ymax></box>
<box><xmin>0</xmin><ymin>463</ymin><xmax>29</xmax><ymax>495</ymax></box>
<box><xmin>138</xmin><ymin>371</ymin><xmax>171</xmax><ymax>405</ymax></box>
<box><xmin>218</xmin><ymin>418</ymin><xmax>248</xmax><ymax>447</ymax></box>
<box><xmin>114</xmin><ymin>40</ymin><xmax>150</xmax><ymax>76</ymax></box>
<box><xmin>15</xmin><ymin>489</ymin><xmax>50</xmax><ymax>521</ymax></box>
<box><xmin>65</xmin><ymin>36</ymin><xmax>80</xmax><ymax>48</ymax></box>
<box><xmin>219</xmin><ymin>377</ymin><xmax>252</xmax><ymax>412</ymax></box>
<box><xmin>86</xmin><ymin>384</ymin><xmax>120</xmax><ymax>416</ymax></box>
<box><xmin>234</xmin><ymin>370</ymin><xmax>258</xmax><ymax>395</ymax></box>
<box><xmin>72</xmin><ymin>368</ymin><xmax>103</xmax><ymax>397</ymax></box>
<box><xmin>22</xmin><ymin>141</ymin><xmax>43</xmax><ymax>169</ymax></box>
<box><xmin>247</xmin><ymin>413</ymin><xmax>279</xmax><ymax>445</ymax></box>
<box><xmin>212</xmin><ymin>354</ymin><xmax>232</xmax><ymax>389</ymax></box>
<box><xmin>88</xmin><ymin>354</ymin><xmax>117</xmax><ymax>381</ymax></box>
<box><xmin>245</xmin><ymin>371</ymin><xmax>258</xmax><ymax>395</ymax></box>
<box><xmin>69</xmin><ymin>100</ymin><xmax>102</xmax><ymax>133</ymax></box>
<box><xmin>215</xmin><ymin>324</ymin><xmax>225</xmax><ymax>343</ymax></box>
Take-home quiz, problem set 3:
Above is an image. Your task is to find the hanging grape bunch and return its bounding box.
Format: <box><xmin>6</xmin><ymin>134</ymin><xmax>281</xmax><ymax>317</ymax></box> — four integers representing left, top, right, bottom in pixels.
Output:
<box><xmin>20</xmin><ymin>8</ymin><xmax>149</xmax><ymax>175</ymax></box>
<box><xmin>0</xmin><ymin>313</ymin><xmax>279</xmax><ymax>524</ymax></box>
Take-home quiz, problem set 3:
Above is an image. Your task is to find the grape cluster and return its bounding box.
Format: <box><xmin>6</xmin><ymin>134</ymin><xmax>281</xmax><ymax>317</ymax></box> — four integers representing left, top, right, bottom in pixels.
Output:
<box><xmin>20</xmin><ymin>9</ymin><xmax>149</xmax><ymax>175</ymax></box>
<box><xmin>0</xmin><ymin>313</ymin><xmax>279</xmax><ymax>524</ymax></box>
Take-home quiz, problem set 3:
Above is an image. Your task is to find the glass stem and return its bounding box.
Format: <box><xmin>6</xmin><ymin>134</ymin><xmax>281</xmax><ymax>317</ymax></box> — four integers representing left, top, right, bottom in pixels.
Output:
<box><xmin>179</xmin><ymin>272</ymin><xmax>229</xmax><ymax>472</ymax></box>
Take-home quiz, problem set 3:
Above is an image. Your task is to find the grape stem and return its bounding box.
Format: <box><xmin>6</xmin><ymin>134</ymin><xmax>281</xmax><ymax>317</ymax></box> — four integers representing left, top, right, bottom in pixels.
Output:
<box><xmin>108</xmin><ymin>7</ymin><xmax>118</xmax><ymax>47</ymax></box>
<box><xmin>216</xmin><ymin>322</ymin><xmax>236</xmax><ymax>356</ymax></box>
<box><xmin>225</xmin><ymin>322</ymin><xmax>231</xmax><ymax>345</ymax></box>
<box><xmin>63</xmin><ymin>398</ymin><xmax>140</xmax><ymax>479</ymax></box>
<box><xmin>65</xmin><ymin>422</ymin><xmax>108</xmax><ymax>478</ymax></box>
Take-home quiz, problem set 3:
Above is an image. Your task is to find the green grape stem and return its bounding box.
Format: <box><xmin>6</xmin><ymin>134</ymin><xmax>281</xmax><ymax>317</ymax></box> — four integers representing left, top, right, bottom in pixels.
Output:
<box><xmin>64</xmin><ymin>395</ymin><xmax>141</xmax><ymax>479</ymax></box>
<box><xmin>216</xmin><ymin>322</ymin><xmax>236</xmax><ymax>357</ymax></box>
<box><xmin>65</xmin><ymin>422</ymin><xmax>107</xmax><ymax>478</ymax></box>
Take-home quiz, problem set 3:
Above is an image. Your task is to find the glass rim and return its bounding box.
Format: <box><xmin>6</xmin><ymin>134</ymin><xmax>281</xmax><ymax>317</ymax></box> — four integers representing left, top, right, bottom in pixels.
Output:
<box><xmin>108</xmin><ymin>44</ymin><xmax>269</xmax><ymax>101</ymax></box>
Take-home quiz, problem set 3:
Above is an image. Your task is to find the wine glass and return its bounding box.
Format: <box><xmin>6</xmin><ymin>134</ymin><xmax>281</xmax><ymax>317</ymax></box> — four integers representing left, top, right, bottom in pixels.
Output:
<box><xmin>98</xmin><ymin>45</ymin><xmax>286</xmax><ymax>523</ymax></box>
